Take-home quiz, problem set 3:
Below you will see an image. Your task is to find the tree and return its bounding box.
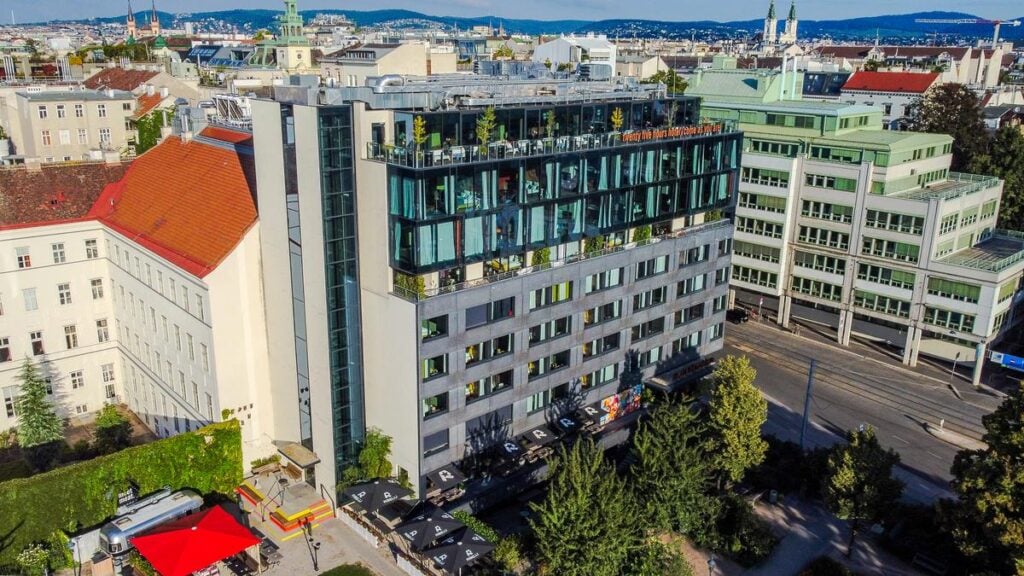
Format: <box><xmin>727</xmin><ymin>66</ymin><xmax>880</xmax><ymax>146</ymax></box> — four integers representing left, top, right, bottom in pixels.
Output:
<box><xmin>16</xmin><ymin>544</ymin><xmax>48</xmax><ymax>576</ymax></box>
<box><xmin>94</xmin><ymin>404</ymin><xmax>132</xmax><ymax>453</ymax></box>
<box><xmin>907</xmin><ymin>83</ymin><xmax>988</xmax><ymax>171</ymax></box>
<box><xmin>134</xmin><ymin>107</ymin><xmax>174</xmax><ymax>155</ymax></box>
<box><xmin>944</xmin><ymin>383</ymin><xmax>1024</xmax><ymax>574</ymax></box>
<box><xmin>412</xmin><ymin>115</ymin><xmax>427</xmax><ymax>148</ymax></box>
<box><xmin>544</xmin><ymin>109</ymin><xmax>556</xmax><ymax>138</ymax></box>
<box><xmin>339</xmin><ymin>428</ymin><xmax>395</xmax><ymax>488</ymax></box>
<box><xmin>475</xmin><ymin>106</ymin><xmax>497</xmax><ymax>147</ymax></box>
<box><xmin>863</xmin><ymin>59</ymin><xmax>881</xmax><ymax>72</ymax></box>
<box><xmin>14</xmin><ymin>360</ymin><xmax>63</xmax><ymax>449</ymax></box>
<box><xmin>646</xmin><ymin>69</ymin><xmax>688</xmax><ymax>95</ymax></box>
<box><xmin>529</xmin><ymin>439</ymin><xmax>642</xmax><ymax>576</ymax></box>
<box><xmin>493</xmin><ymin>45</ymin><xmax>514</xmax><ymax>59</ymax></box>
<box><xmin>970</xmin><ymin>125</ymin><xmax>1024</xmax><ymax>231</ymax></box>
<box><xmin>630</xmin><ymin>400</ymin><xmax>722</xmax><ymax>545</ymax></box>
<box><xmin>543</xmin><ymin>57</ymin><xmax>552</xmax><ymax>69</ymax></box>
<box><xmin>706</xmin><ymin>355</ymin><xmax>768</xmax><ymax>488</ymax></box>
<box><xmin>824</xmin><ymin>426</ymin><xmax>904</xmax><ymax>558</ymax></box>
<box><xmin>610</xmin><ymin>107</ymin><xmax>624</xmax><ymax>131</ymax></box>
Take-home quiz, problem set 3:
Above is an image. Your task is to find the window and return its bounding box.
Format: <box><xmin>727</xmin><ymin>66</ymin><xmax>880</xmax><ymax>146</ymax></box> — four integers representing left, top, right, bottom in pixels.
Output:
<box><xmin>733</xmin><ymin>240</ymin><xmax>780</xmax><ymax>263</ymax></box>
<box><xmin>980</xmin><ymin>200</ymin><xmax>997</xmax><ymax>220</ymax></box>
<box><xmin>939</xmin><ymin>213</ymin><xmax>959</xmax><ymax>235</ymax></box>
<box><xmin>77</xmin><ymin>128</ymin><xmax>88</xmax><ymax>144</ymax></box>
<box><xmin>30</xmin><ymin>331</ymin><xmax>44</xmax><ymax>355</ymax></box>
<box><xmin>421</xmin><ymin>354</ymin><xmax>448</xmax><ymax>380</ymax></box>
<box><xmin>732</xmin><ymin>265</ymin><xmax>778</xmax><ymax>288</ymax></box>
<box><xmin>74</xmin><ymin>104</ymin><xmax>83</xmax><ymax>117</ymax></box>
<box><xmin>861</xmin><ymin>237</ymin><xmax>920</xmax><ymax>263</ymax></box>
<box><xmin>631</xmin><ymin>318</ymin><xmax>666</xmax><ymax>341</ymax></box>
<box><xmin>579</xmin><ymin>364</ymin><xmax>617</xmax><ymax>390</ymax></box>
<box><xmin>805</xmin><ymin>173</ymin><xmax>857</xmax><ymax>192</ymax></box>
<box><xmin>23</xmin><ymin>288</ymin><xmax>38</xmax><ymax>311</ymax></box>
<box><xmin>530</xmin><ymin>316</ymin><xmax>572</xmax><ymax>344</ymax></box>
<box><xmin>16</xmin><ymin>247</ymin><xmax>31</xmax><ymax>269</ymax></box>
<box><xmin>741</xmin><ymin>167</ymin><xmax>790</xmax><ymax>187</ymax></box>
<box><xmin>122</xmin><ymin>102</ymin><xmax>132</xmax><ymax>111</ymax></box>
<box><xmin>195</xmin><ymin>295</ymin><xmax>204</xmax><ymax>321</ymax></box>
<box><xmin>178</xmin><ymin>372</ymin><xmax>186</xmax><ymax>397</ymax></box>
<box><xmin>854</xmin><ymin>290</ymin><xmax>911</xmax><ymax>317</ymax></box>
<box><xmin>927</xmin><ymin>278</ymin><xmax>981</xmax><ymax>304</ymax></box>
<box><xmin>529</xmin><ymin>282</ymin><xmax>573</xmax><ymax>310</ymax></box>
<box><xmin>465</xmin><ymin>297</ymin><xmax>515</xmax><ymax>329</ymax></box>
<box><xmin>635</xmin><ymin>256</ymin><xmax>669</xmax><ymax>280</ymax></box>
<box><xmin>749</xmin><ymin>139</ymin><xmax>801</xmax><ymax>157</ymax></box>
<box><xmin>675</xmin><ymin>303</ymin><xmax>705</xmax><ymax>326</ymax></box>
<box><xmin>677</xmin><ymin>273</ymin><xmax>708</xmax><ymax>297</ymax></box>
<box><xmin>59</xmin><ymin>130</ymin><xmax>71</xmax><ymax>145</ymax></box>
<box><xmin>633</xmin><ymin>286</ymin><xmax>667</xmax><ymax>311</ymax></box>
<box><xmin>960</xmin><ymin>207</ymin><xmax>979</xmax><ymax>227</ymax></box>
<box><xmin>187</xmin><ymin>334</ymin><xmax>195</xmax><ymax>360</ymax></box>
<box><xmin>424</xmin><ymin>429</ymin><xmax>450</xmax><ymax>456</ymax></box>
<box><xmin>174</xmin><ymin>325</ymin><xmax>181</xmax><ymax>351</ymax></box>
<box><xmin>423</xmin><ymin>392</ymin><xmax>449</xmax><ymax>418</ymax></box>
<box><xmin>672</xmin><ymin>331</ymin><xmax>702</xmax><ymax>353</ymax></box>
<box><xmin>37</xmin><ymin>105</ymin><xmax>47</xmax><ymax>119</ymax></box>
<box><xmin>0</xmin><ymin>337</ymin><xmax>10</xmax><ymax>363</ymax></box>
<box><xmin>422</xmin><ymin>315</ymin><xmax>448</xmax><ymax>341</ymax></box>
<box><xmin>96</xmin><ymin>319</ymin><xmax>110</xmax><ymax>342</ymax></box>
<box><xmin>637</xmin><ymin>345</ymin><xmax>664</xmax><ymax>367</ymax></box>
<box><xmin>181</xmin><ymin>286</ymin><xmax>190</xmax><ymax>312</ymax></box>
<box><xmin>526</xmin><ymin>383</ymin><xmax>569</xmax><ymax>415</ymax></box>
<box><xmin>83</xmin><ymin>239</ymin><xmax>98</xmax><ymax>259</ymax></box>
<box><xmin>707</xmin><ymin>323</ymin><xmax>724</xmax><ymax>341</ymax></box>
<box><xmin>792</xmin><ymin>276</ymin><xmax>844</xmax><ymax>302</ymax></box>
<box><xmin>206</xmin><ymin>393</ymin><xmax>214</xmax><ymax>420</ymax></box>
<box><xmin>585</xmin><ymin>268</ymin><xmax>623</xmax><ymax>293</ymax></box>
<box><xmin>681</xmin><ymin>244</ymin><xmax>710</xmax><ymax>267</ymax></box>
<box><xmin>528</xmin><ymin>350</ymin><xmax>570</xmax><ymax>380</ymax></box>
<box><xmin>865</xmin><ymin>210</ymin><xmax>924</xmax><ymax>235</ymax></box>
<box><xmin>793</xmin><ymin>251</ymin><xmax>846</xmax><ymax>275</ymax></box>
<box><xmin>161</xmin><ymin>316</ymin><xmax>168</xmax><ymax>341</ymax></box>
<box><xmin>857</xmin><ymin>264</ymin><xmax>915</xmax><ymax>289</ymax></box>
<box><xmin>584</xmin><ymin>301</ymin><xmax>622</xmax><ymax>326</ymax></box>
<box><xmin>715</xmin><ymin>267</ymin><xmax>729</xmax><ymax>285</ymax></box>
<box><xmin>51</xmin><ymin>243</ymin><xmax>66</xmax><ymax>264</ymax></box>
<box><xmin>465</xmin><ymin>370</ymin><xmax>513</xmax><ymax>402</ymax></box>
<box><xmin>41</xmin><ymin>130</ymin><xmax>52</xmax><ymax>146</ymax></box>
<box><xmin>801</xmin><ymin>201</ymin><xmax>853</xmax><ymax>223</ymax></box>
<box><xmin>97</xmin><ymin>104</ymin><xmax>107</xmax><ymax>118</ymax></box>
<box><xmin>998</xmin><ymin>279</ymin><xmax>1018</xmax><ymax>304</ymax></box>
<box><xmin>798</xmin><ymin>226</ymin><xmax>850</xmax><ymax>250</ymax></box>
<box><xmin>145</xmin><ymin>264</ymin><xmax>152</xmax><ymax>286</ymax></box>
<box><xmin>99</xmin><ymin>128</ymin><xmax>111</xmax><ymax>144</ymax></box>
<box><xmin>70</xmin><ymin>370</ymin><xmax>84</xmax><ymax>389</ymax></box>
<box><xmin>738</xmin><ymin>192</ymin><xmax>787</xmax><ymax>213</ymax></box>
<box><xmin>58</xmin><ymin>283</ymin><xmax>72</xmax><ymax>305</ymax></box>
<box><xmin>712</xmin><ymin>295</ymin><xmax>727</xmax><ymax>313</ymax></box>
<box><xmin>90</xmin><ymin>278</ymin><xmax>104</xmax><ymax>299</ymax></box>
<box><xmin>157</xmin><ymin>271</ymin><xmax>164</xmax><ymax>293</ymax></box>
<box><xmin>923</xmin><ymin>307</ymin><xmax>976</xmax><ymax>333</ymax></box>
<box><xmin>584</xmin><ymin>332</ymin><xmax>621</xmax><ymax>358</ymax></box>
<box><xmin>736</xmin><ymin>216</ymin><xmax>784</xmax><ymax>239</ymax></box>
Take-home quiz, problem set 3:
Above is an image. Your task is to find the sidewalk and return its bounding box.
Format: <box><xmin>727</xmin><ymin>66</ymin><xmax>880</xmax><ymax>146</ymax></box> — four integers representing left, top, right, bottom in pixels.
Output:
<box><xmin>259</xmin><ymin>517</ymin><xmax>405</xmax><ymax>576</ymax></box>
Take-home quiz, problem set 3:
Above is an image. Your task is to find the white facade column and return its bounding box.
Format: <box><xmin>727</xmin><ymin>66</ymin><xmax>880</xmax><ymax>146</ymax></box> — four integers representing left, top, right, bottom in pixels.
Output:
<box><xmin>972</xmin><ymin>341</ymin><xmax>987</xmax><ymax>387</ymax></box>
<box><xmin>728</xmin><ymin>288</ymin><xmax>737</xmax><ymax>310</ymax></box>
<box><xmin>837</xmin><ymin>308</ymin><xmax>854</xmax><ymax>346</ymax></box>
<box><xmin>902</xmin><ymin>324</ymin><xmax>922</xmax><ymax>367</ymax></box>
<box><xmin>779</xmin><ymin>294</ymin><xmax>792</xmax><ymax>328</ymax></box>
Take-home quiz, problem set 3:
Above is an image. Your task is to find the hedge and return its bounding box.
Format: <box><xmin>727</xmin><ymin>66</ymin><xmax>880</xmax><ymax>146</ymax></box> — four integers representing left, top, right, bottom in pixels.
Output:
<box><xmin>0</xmin><ymin>420</ymin><xmax>242</xmax><ymax>568</ymax></box>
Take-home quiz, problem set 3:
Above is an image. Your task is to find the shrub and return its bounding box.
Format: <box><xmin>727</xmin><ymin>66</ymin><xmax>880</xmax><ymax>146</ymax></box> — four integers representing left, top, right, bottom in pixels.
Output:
<box><xmin>531</xmin><ymin>247</ymin><xmax>551</xmax><ymax>266</ymax></box>
<box><xmin>94</xmin><ymin>405</ymin><xmax>133</xmax><ymax>454</ymax></box>
<box><xmin>716</xmin><ymin>494</ymin><xmax>778</xmax><ymax>567</ymax></box>
<box><xmin>320</xmin><ymin>565</ymin><xmax>374</xmax><ymax>576</ymax></box>
<box><xmin>798</xmin><ymin>556</ymin><xmax>852</xmax><ymax>576</ymax></box>
<box><xmin>631</xmin><ymin>225</ymin><xmax>652</xmax><ymax>244</ymax></box>
<box><xmin>0</xmin><ymin>421</ymin><xmax>242</xmax><ymax>569</ymax></box>
<box><xmin>250</xmin><ymin>454</ymin><xmax>281</xmax><ymax>469</ymax></box>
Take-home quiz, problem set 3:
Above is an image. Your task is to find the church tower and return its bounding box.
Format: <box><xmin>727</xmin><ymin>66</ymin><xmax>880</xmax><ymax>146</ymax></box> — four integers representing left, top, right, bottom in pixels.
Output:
<box><xmin>763</xmin><ymin>1</ymin><xmax>778</xmax><ymax>44</ymax></box>
<box><xmin>780</xmin><ymin>1</ymin><xmax>798</xmax><ymax>44</ymax></box>
<box><xmin>149</xmin><ymin>0</ymin><xmax>160</xmax><ymax>36</ymax></box>
<box><xmin>126</xmin><ymin>0</ymin><xmax>137</xmax><ymax>39</ymax></box>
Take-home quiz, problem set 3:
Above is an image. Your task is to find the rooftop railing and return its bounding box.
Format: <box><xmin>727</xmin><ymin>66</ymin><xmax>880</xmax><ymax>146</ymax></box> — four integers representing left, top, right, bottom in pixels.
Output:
<box><xmin>897</xmin><ymin>172</ymin><xmax>1001</xmax><ymax>202</ymax></box>
<box><xmin>940</xmin><ymin>230</ymin><xmax>1024</xmax><ymax>273</ymax></box>
<box><xmin>366</xmin><ymin>121</ymin><xmax>738</xmax><ymax>169</ymax></box>
<box><xmin>391</xmin><ymin>218</ymin><xmax>733</xmax><ymax>302</ymax></box>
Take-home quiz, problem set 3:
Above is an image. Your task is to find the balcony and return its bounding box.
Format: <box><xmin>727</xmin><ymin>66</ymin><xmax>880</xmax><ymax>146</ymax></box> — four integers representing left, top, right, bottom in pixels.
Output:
<box><xmin>391</xmin><ymin>218</ymin><xmax>733</xmax><ymax>301</ymax></box>
<box><xmin>366</xmin><ymin>121</ymin><xmax>738</xmax><ymax>169</ymax></box>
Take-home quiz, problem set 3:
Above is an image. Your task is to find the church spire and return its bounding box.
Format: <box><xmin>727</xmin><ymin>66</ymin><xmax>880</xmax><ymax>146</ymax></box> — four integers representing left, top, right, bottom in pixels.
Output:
<box><xmin>767</xmin><ymin>0</ymin><xmax>776</xmax><ymax>19</ymax></box>
<box><xmin>788</xmin><ymin>1</ymin><xmax>796</xmax><ymax>21</ymax></box>
<box><xmin>149</xmin><ymin>0</ymin><xmax>160</xmax><ymax>35</ymax></box>
<box><xmin>126</xmin><ymin>0</ymin><xmax>137</xmax><ymax>39</ymax></box>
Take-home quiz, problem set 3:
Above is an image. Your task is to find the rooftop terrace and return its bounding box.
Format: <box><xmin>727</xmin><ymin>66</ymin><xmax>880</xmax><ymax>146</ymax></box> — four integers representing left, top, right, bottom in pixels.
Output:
<box><xmin>896</xmin><ymin>172</ymin><xmax>1000</xmax><ymax>202</ymax></box>
<box><xmin>939</xmin><ymin>230</ymin><xmax>1024</xmax><ymax>273</ymax></box>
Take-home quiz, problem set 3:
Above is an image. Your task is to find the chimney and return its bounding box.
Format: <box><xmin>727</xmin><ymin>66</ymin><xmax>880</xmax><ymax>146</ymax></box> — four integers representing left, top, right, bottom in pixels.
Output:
<box><xmin>160</xmin><ymin>86</ymin><xmax>169</xmax><ymax>98</ymax></box>
<box><xmin>146</xmin><ymin>84</ymin><xmax>155</xmax><ymax>96</ymax></box>
<box><xmin>106</xmin><ymin>88</ymin><xmax>115</xmax><ymax>98</ymax></box>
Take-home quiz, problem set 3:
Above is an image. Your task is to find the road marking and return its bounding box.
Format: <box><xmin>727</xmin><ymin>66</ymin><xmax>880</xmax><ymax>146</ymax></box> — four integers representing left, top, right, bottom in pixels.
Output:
<box><xmin>926</xmin><ymin>451</ymin><xmax>944</xmax><ymax>460</ymax></box>
<box><xmin>892</xmin><ymin>435</ymin><xmax>910</xmax><ymax>445</ymax></box>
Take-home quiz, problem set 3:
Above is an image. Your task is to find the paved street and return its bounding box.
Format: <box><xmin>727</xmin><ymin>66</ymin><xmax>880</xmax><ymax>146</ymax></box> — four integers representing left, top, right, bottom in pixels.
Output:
<box><xmin>722</xmin><ymin>319</ymin><xmax>1003</xmax><ymax>503</ymax></box>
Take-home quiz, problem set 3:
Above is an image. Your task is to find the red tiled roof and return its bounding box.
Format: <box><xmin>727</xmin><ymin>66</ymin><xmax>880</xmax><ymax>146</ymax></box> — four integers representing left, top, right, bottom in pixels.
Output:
<box><xmin>199</xmin><ymin>126</ymin><xmax>253</xmax><ymax>145</ymax></box>
<box><xmin>84</xmin><ymin>67</ymin><xmax>160</xmax><ymax>91</ymax></box>
<box><xmin>842</xmin><ymin>71</ymin><xmax>940</xmax><ymax>94</ymax></box>
<box><xmin>0</xmin><ymin>163</ymin><xmax>129</xmax><ymax>229</ymax></box>
<box><xmin>135</xmin><ymin>93</ymin><xmax>164</xmax><ymax>117</ymax></box>
<box><xmin>90</xmin><ymin>132</ymin><xmax>257</xmax><ymax>278</ymax></box>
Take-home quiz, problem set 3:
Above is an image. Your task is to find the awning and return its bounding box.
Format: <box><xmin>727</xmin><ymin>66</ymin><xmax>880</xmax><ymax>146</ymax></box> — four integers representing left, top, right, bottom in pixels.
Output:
<box><xmin>131</xmin><ymin>506</ymin><xmax>260</xmax><ymax>576</ymax></box>
<box><xmin>521</xmin><ymin>425</ymin><xmax>558</xmax><ymax>449</ymax></box>
<box><xmin>551</xmin><ymin>414</ymin><xmax>580</xmax><ymax>434</ymax></box>
<box><xmin>576</xmin><ymin>403</ymin><xmax>606</xmax><ymax>425</ymax></box>
<box><xmin>427</xmin><ymin>464</ymin><xmax>466</xmax><ymax>492</ymax></box>
<box><xmin>499</xmin><ymin>438</ymin><xmax>524</xmax><ymax>459</ymax></box>
<box><xmin>273</xmin><ymin>440</ymin><xmax>320</xmax><ymax>468</ymax></box>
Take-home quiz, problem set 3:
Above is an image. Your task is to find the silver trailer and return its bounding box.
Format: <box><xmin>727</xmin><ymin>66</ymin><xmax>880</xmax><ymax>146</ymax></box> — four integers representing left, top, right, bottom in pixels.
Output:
<box><xmin>99</xmin><ymin>489</ymin><xmax>203</xmax><ymax>559</ymax></box>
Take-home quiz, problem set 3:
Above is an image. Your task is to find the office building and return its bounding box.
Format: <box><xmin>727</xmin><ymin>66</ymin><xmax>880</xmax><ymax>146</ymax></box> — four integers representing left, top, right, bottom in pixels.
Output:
<box><xmin>252</xmin><ymin>76</ymin><xmax>740</xmax><ymax>495</ymax></box>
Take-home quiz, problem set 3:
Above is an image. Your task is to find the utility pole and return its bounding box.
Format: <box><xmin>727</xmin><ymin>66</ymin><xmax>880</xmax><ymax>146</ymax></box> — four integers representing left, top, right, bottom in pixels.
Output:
<box><xmin>800</xmin><ymin>359</ymin><xmax>816</xmax><ymax>450</ymax></box>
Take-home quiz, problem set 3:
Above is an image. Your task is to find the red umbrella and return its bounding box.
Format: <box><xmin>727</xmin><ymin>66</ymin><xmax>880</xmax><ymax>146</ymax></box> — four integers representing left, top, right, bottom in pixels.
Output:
<box><xmin>131</xmin><ymin>506</ymin><xmax>261</xmax><ymax>576</ymax></box>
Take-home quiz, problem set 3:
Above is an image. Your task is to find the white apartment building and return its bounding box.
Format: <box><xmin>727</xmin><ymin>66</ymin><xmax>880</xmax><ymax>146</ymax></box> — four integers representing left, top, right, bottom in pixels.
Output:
<box><xmin>532</xmin><ymin>34</ymin><xmax>617</xmax><ymax>76</ymax></box>
<box><xmin>0</xmin><ymin>127</ymin><xmax>274</xmax><ymax>462</ymax></box>
<box><xmin>0</xmin><ymin>88</ymin><xmax>136</xmax><ymax>164</ymax></box>
<box><xmin>700</xmin><ymin>95</ymin><xmax>1024</xmax><ymax>385</ymax></box>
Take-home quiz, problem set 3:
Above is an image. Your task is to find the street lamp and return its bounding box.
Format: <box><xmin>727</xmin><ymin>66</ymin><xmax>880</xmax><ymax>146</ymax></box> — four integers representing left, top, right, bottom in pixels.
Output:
<box><xmin>303</xmin><ymin>520</ymin><xmax>321</xmax><ymax>572</ymax></box>
<box><xmin>67</xmin><ymin>539</ymin><xmax>81</xmax><ymax>576</ymax></box>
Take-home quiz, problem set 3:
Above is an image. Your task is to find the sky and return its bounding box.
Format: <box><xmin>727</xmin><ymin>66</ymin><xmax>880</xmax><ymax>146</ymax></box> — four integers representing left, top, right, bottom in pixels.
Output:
<box><xmin>6</xmin><ymin>0</ymin><xmax>1024</xmax><ymax>25</ymax></box>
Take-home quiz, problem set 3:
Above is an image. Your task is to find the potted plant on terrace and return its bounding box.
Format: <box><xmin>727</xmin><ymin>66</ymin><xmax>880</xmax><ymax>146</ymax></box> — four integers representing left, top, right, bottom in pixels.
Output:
<box><xmin>412</xmin><ymin>115</ymin><xmax>427</xmax><ymax>166</ymax></box>
<box><xmin>610</xmin><ymin>106</ymin><xmax>624</xmax><ymax>141</ymax></box>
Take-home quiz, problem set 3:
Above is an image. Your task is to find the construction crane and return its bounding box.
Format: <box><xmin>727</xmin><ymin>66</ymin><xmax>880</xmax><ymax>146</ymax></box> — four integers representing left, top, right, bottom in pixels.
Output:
<box><xmin>914</xmin><ymin>18</ymin><xmax>1021</xmax><ymax>48</ymax></box>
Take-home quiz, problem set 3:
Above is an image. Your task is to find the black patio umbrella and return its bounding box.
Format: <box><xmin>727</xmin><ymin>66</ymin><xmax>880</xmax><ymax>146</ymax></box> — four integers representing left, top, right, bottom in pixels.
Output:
<box><xmin>396</xmin><ymin>505</ymin><xmax>464</xmax><ymax>551</ymax></box>
<box><xmin>426</xmin><ymin>527</ymin><xmax>495</xmax><ymax>575</ymax></box>
<box><xmin>521</xmin><ymin>425</ymin><xmax>558</xmax><ymax>449</ymax></box>
<box><xmin>342</xmin><ymin>479</ymin><xmax>412</xmax><ymax>515</ymax></box>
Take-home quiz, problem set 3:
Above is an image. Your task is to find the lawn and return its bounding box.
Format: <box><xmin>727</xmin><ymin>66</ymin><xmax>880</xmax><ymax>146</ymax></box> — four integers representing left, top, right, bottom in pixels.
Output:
<box><xmin>320</xmin><ymin>564</ymin><xmax>376</xmax><ymax>576</ymax></box>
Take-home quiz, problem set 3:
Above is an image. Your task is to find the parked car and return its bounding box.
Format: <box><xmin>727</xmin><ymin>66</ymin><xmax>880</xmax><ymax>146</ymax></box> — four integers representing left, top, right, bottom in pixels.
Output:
<box><xmin>727</xmin><ymin>308</ymin><xmax>750</xmax><ymax>324</ymax></box>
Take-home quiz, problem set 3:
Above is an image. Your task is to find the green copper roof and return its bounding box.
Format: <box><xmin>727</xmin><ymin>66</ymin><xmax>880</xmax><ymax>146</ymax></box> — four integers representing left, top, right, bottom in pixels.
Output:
<box><xmin>154</xmin><ymin>35</ymin><xmax>166</xmax><ymax>48</ymax></box>
<box><xmin>767</xmin><ymin>0</ymin><xmax>776</xmax><ymax>19</ymax></box>
<box><xmin>788</xmin><ymin>1</ymin><xmax>796</xmax><ymax>20</ymax></box>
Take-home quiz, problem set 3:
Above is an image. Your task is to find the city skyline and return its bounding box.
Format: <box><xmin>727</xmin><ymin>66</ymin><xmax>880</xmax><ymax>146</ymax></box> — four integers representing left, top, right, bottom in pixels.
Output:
<box><xmin>5</xmin><ymin>0</ymin><xmax>1023</xmax><ymax>27</ymax></box>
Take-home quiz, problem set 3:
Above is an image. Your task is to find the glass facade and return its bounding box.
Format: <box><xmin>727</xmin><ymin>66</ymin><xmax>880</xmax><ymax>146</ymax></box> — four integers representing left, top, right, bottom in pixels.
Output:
<box><xmin>386</xmin><ymin>99</ymin><xmax>740</xmax><ymax>274</ymax></box>
<box><xmin>318</xmin><ymin>107</ymin><xmax>366</xmax><ymax>472</ymax></box>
